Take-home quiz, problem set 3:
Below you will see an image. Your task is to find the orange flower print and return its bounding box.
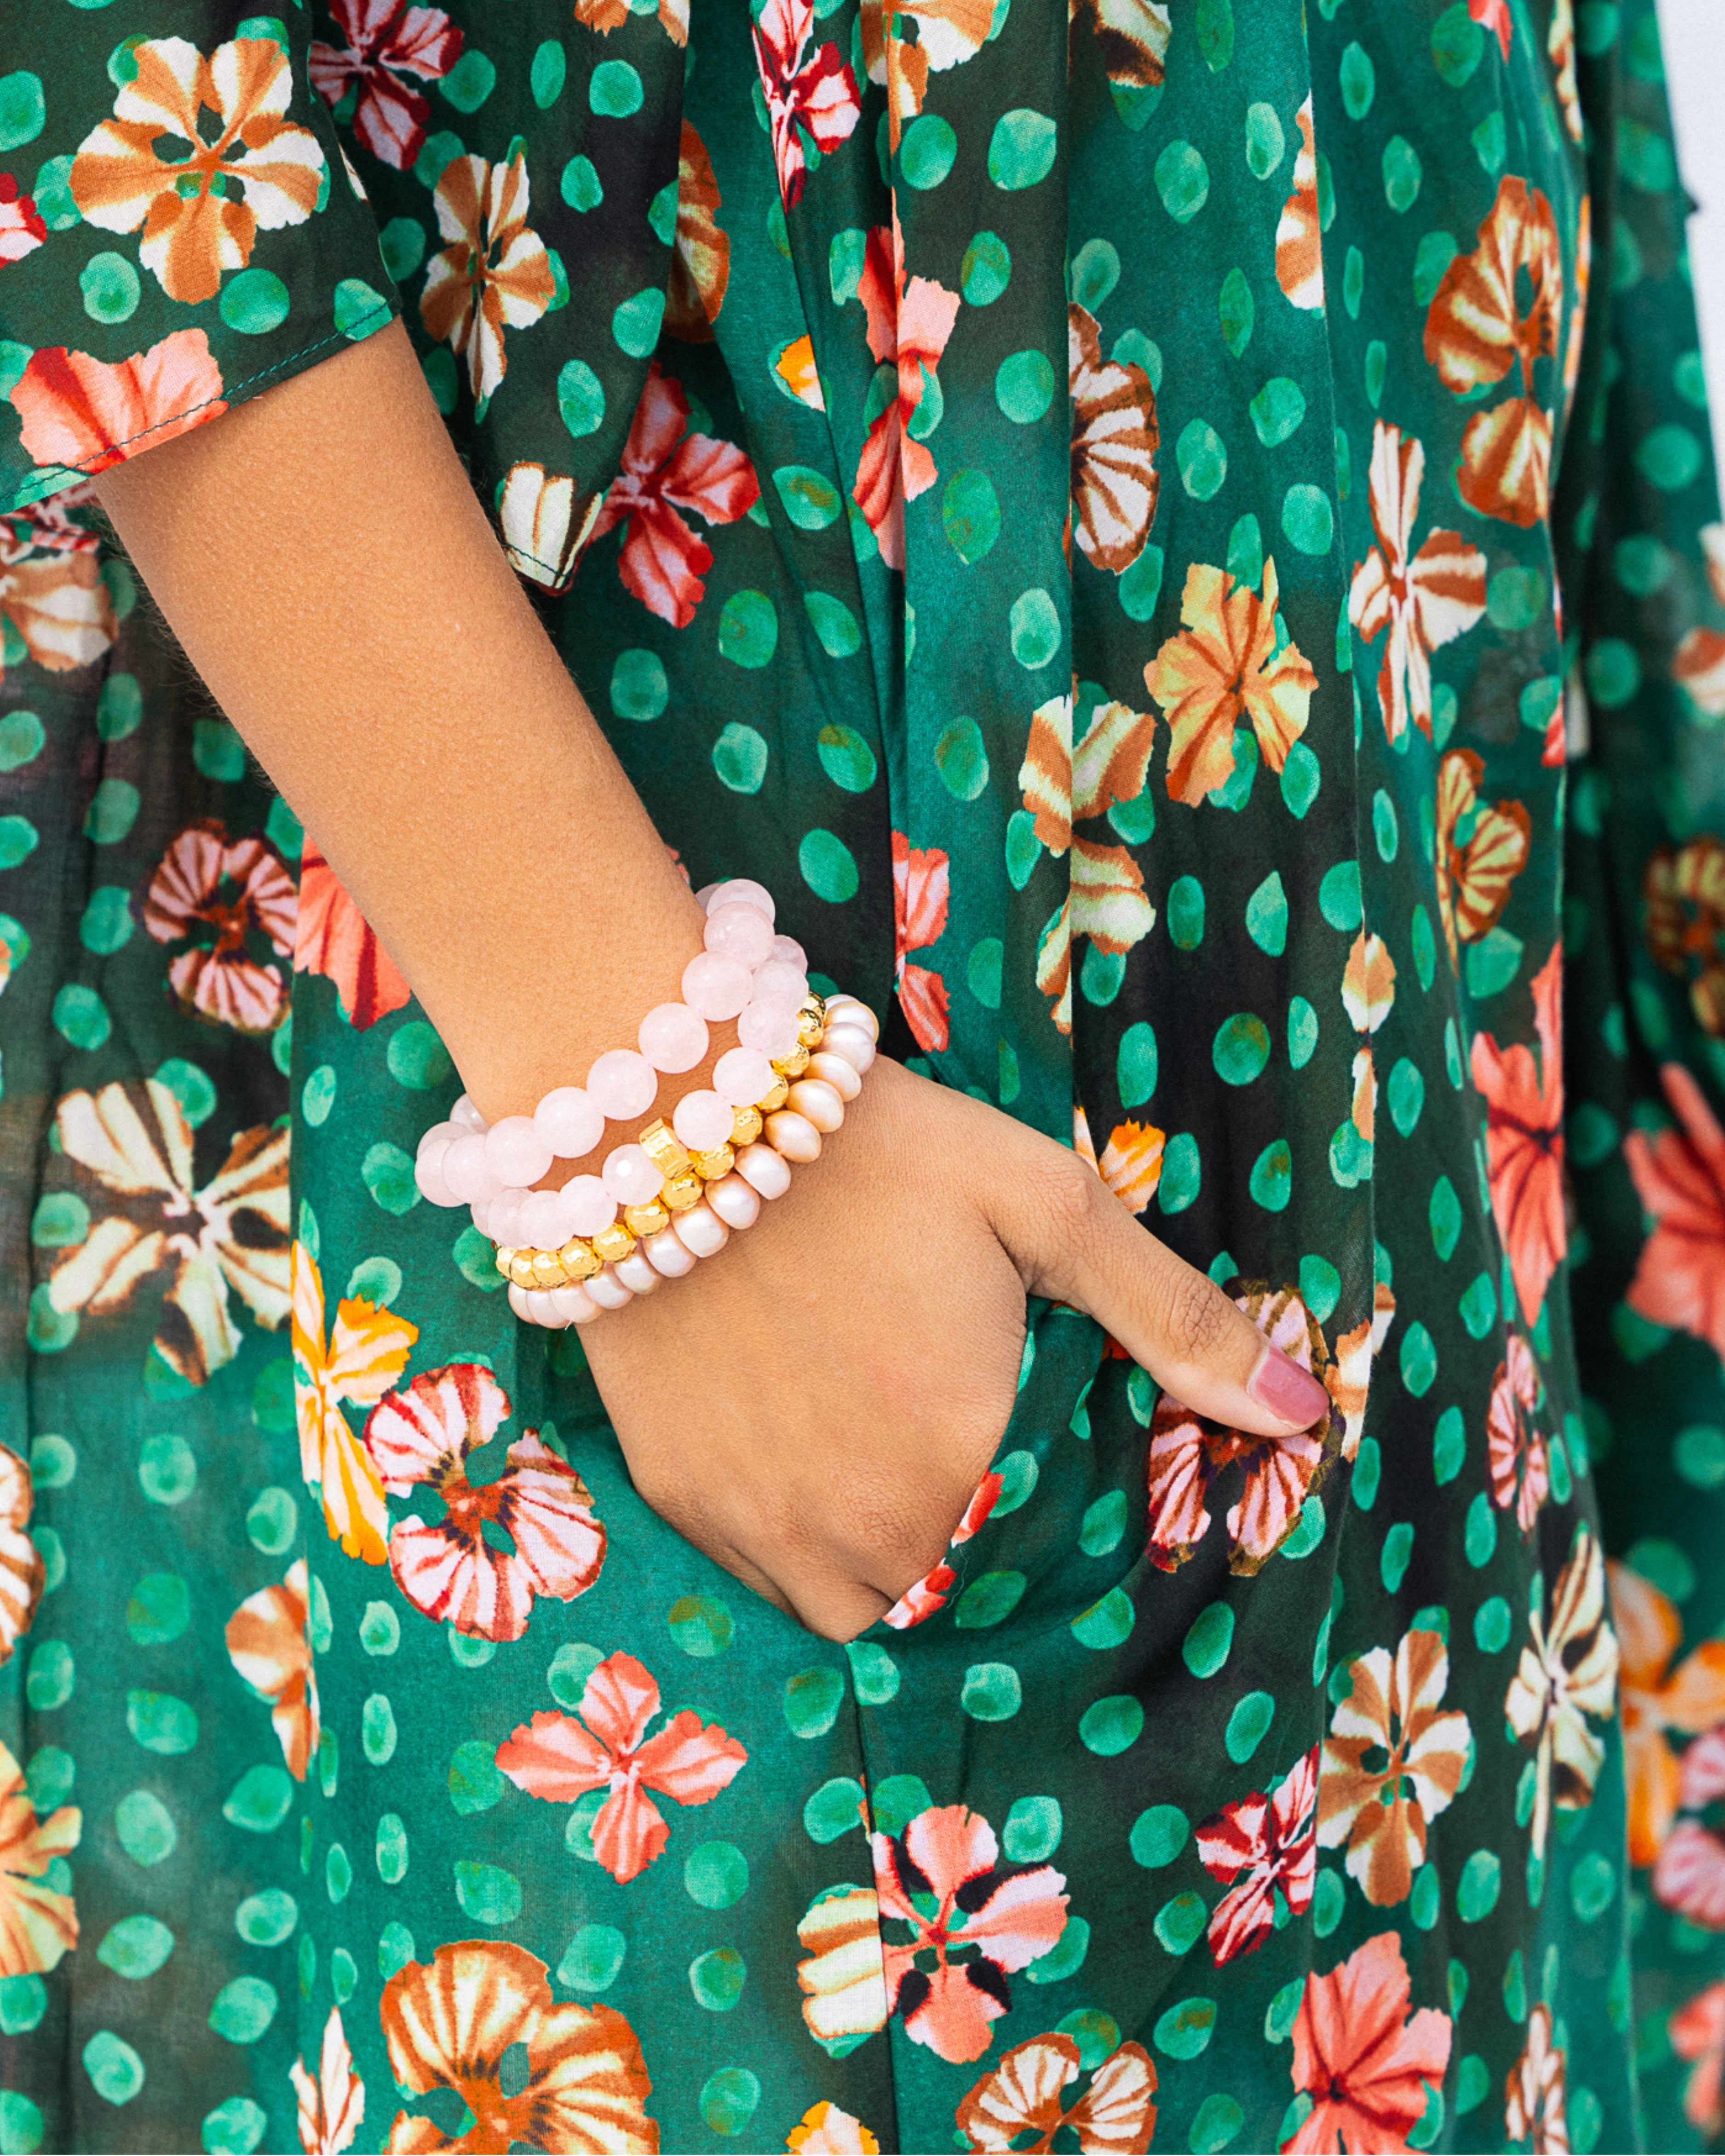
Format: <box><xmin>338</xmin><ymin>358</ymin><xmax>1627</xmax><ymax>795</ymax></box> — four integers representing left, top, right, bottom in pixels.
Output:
<box><xmin>1470</xmin><ymin>943</ymin><xmax>1566</xmax><ymax>1326</ymax></box>
<box><xmin>496</xmin><ymin>1650</ymin><xmax>745</xmax><ymax>1883</ymax></box>
<box><xmin>1435</xmin><ymin>750</ymin><xmax>1530</xmax><ymax>970</ymax></box>
<box><xmin>1069</xmin><ymin>302</ymin><xmax>1159</xmax><ymax>575</ymax></box>
<box><xmin>1348</xmin><ymin>422</ymin><xmax>1487</xmax><ymax>745</ymax></box>
<box><xmin>9</xmin><ymin>330</ymin><xmax>227</xmax><ymax>482</ymax></box>
<box><xmin>380</xmin><ymin>1942</ymin><xmax>658</xmax><ymax>2152</ymax></box>
<box><xmin>0</xmin><ymin>172</ymin><xmax>46</xmax><ymax>266</ymax></box>
<box><xmin>576</xmin><ymin>0</ymin><xmax>688</xmax><ymax>46</ymax></box>
<box><xmin>1068</xmin><ymin>0</ymin><xmax>1169</xmax><ymax>91</ymax></box>
<box><xmin>498</xmin><ymin>461</ymin><xmax>603</xmax><ymax>596</ymax></box>
<box><xmin>1645</xmin><ymin>836</ymin><xmax>1725</xmax><ymax>1034</ymax></box>
<box><xmin>892</xmin><ymin>832</ymin><xmax>949</xmax><ymax>1052</ymax></box>
<box><xmin>367</xmin><ymin>1363</ymin><xmax>607</xmax><ymax>1640</ymax></box>
<box><xmin>881</xmin><ymin>1471</ymin><xmax>1002</xmax><ymax>1628</ymax></box>
<box><xmin>955</xmin><ymin>2031</ymin><xmax>1158</xmax><ymax>2151</ymax></box>
<box><xmin>225</xmin><ymin>1559</ymin><xmax>321</xmax><ymax>1782</ymax></box>
<box><xmin>1146</xmin><ymin>1286</ymin><xmax>1335</xmax><ymax>1575</ymax></box>
<box><xmin>1673</xmin><ymin>1982</ymin><xmax>1725</xmax><ymax>2140</ymax></box>
<box><xmin>1673</xmin><ymin>524</ymin><xmax>1725</xmax><ymax>717</ymax></box>
<box><xmin>851</xmin><ymin>217</ymin><xmax>960</xmax><ymax>570</ymax></box>
<box><xmin>1275</xmin><ymin>97</ymin><xmax>1324</xmax><ymax>313</ymax></box>
<box><xmin>1549</xmin><ymin>0</ymin><xmax>1583</xmax><ymax>142</ymax></box>
<box><xmin>1284</xmin><ymin>1932</ymin><xmax>1452</xmax><ymax>2155</ymax></box>
<box><xmin>1143</xmin><ymin>559</ymin><xmax>1317</xmax><ymax>806</ymax></box>
<box><xmin>1319</xmin><ymin>1629</ymin><xmax>1471</xmax><ymax>1907</ymax></box>
<box><xmin>293</xmin><ymin>839</ymin><xmax>413</xmax><ymax>1030</ymax></box>
<box><xmin>1018</xmin><ymin>692</ymin><xmax>1157</xmax><ymax>1032</ymax></box>
<box><xmin>144</xmin><ymin>821</ymin><xmax>297</xmax><ymax>1034</ymax></box>
<box><xmin>1486</xmin><ymin>1334</ymin><xmax>1549</xmax><ymax>1534</ymax></box>
<box><xmin>0</xmin><ymin>510</ymin><xmax>115</xmax><ymax>682</ymax></box>
<box><xmin>788</xmin><ymin>2100</ymin><xmax>881</xmax><ymax>2153</ymax></box>
<box><xmin>775</xmin><ymin>333</ymin><xmax>825</xmax><ymax>409</ymax></box>
<box><xmin>1425</xmin><ymin>177</ymin><xmax>1564</xmax><ymax>528</ymax></box>
<box><xmin>1622</xmin><ymin>1062</ymin><xmax>1725</xmax><ymax>1360</ymax></box>
<box><xmin>797</xmin><ymin>1885</ymin><xmax>890</xmax><ymax>2051</ymax></box>
<box><xmin>1609</xmin><ymin>1560</ymin><xmax>1725</xmax><ymax>1867</ymax></box>
<box><xmin>1073</xmin><ymin>1108</ymin><xmax>1165</xmax><ymax>1216</ymax></box>
<box><xmin>0</xmin><ymin>1448</ymin><xmax>42</xmax><ymax>1669</ymax></box>
<box><xmin>664</xmin><ymin>122</ymin><xmax>730</xmax><ymax>342</ymax></box>
<box><xmin>858</xmin><ymin>0</ymin><xmax>993</xmax><ymax>151</ymax></box>
<box><xmin>0</xmin><ymin>1740</ymin><xmax>79</xmax><ymax>1979</ymax></box>
<box><xmin>293</xmin><ymin>1241</ymin><xmax>416</xmax><ymax>1565</ymax></box>
<box><xmin>420</xmin><ymin>144</ymin><xmax>555</xmax><ymax>403</ymax></box>
<box><xmin>1506</xmin><ymin>2004</ymin><xmax>1568</xmax><ymax>2155</ymax></box>
<box><xmin>1505</xmin><ymin>1525</ymin><xmax>1619</xmax><ymax>1860</ymax></box>
<box><xmin>71</xmin><ymin>37</ymin><xmax>325</xmax><ymax>305</ymax></box>
<box><xmin>292</xmin><ymin>2005</ymin><xmax>365</xmax><ymax>2155</ymax></box>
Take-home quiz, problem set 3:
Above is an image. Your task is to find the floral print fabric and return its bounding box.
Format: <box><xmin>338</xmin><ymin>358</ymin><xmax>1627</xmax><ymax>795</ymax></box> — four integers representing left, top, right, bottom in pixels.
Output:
<box><xmin>3</xmin><ymin>0</ymin><xmax>1725</xmax><ymax>2150</ymax></box>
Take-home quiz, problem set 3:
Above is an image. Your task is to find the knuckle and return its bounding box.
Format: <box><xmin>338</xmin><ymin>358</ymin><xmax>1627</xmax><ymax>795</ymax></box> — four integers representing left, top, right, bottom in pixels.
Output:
<box><xmin>1158</xmin><ymin>1263</ymin><xmax>1235</xmax><ymax>1367</ymax></box>
<box><xmin>1034</xmin><ymin>1148</ymin><xmax>1103</xmax><ymax>1245</ymax></box>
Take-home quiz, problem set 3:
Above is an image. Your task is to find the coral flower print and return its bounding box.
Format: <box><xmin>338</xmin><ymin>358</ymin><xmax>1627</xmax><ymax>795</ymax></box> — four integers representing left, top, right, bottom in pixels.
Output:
<box><xmin>1435</xmin><ymin>749</ymin><xmax>1531</xmax><ymax>970</ymax></box>
<box><xmin>367</xmin><ymin>1363</ymin><xmax>606</xmax><ymax>1641</ymax></box>
<box><xmin>753</xmin><ymin>0</ymin><xmax>862</xmax><ymax>210</ymax></box>
<box><xmin>293</xmin><ymin>1242</ymin><xmax>415</xmax><ymax>1565</ymax></box>
<box><xmin>46</xmin><ymin>1078</ymin><xmax>289</xmax><ymax>1385</ymax></box>
<box><xmin>880</xmin><ymin>1470</ymin><xmax>1002</xmax><ymax>1628</ymax></box>
<box><xmin>1486</xmin><ymin>1335</ymin><xmax>1550</xmax><ymax>1533</ymax></box>
<box><xmin>1319</xmin><ymin>1630</ymin><xmax>1471</xmax><ymax>1907</ymax></box>
<box><xmin>1425</xmin><ymin>177</ymin><xmax>1563</xmax><ymax>527</ymax></box>
<box><xmin>0</xmin><ymin>174</ymin><xmax>46</xmax><ymax>266</ymax></box>
<box><xmin>144</xmin><ymin>822</ymin><xmax>297</xmax><ymax>1034</ymax></box>
<box><xmin>1471</xmin><ymin>0</ymin><xmax>1514</xmax><ymax>58</ymax></box>
<box><xmin>496</xmin><ymin>1650</ymin><xmax>745</xmax><ymax>1883</ymax></box>
<box><xmin>590</xmin><ymin>362</ymin><xmax>759</xmax><ymax>627</ymax></box>
<box><xmin>0</xmin><ymin>514</ymin><xmax>115</xmax><ymax>681</ymax></box>
<box><xmin>1069</xmin><ymin>303</ymin><xmax>1159</xmax><ymax>574</ymax></box>
<box><xmin>1622</xmin><ymin>1061</ymin><xmax>1725</xmax><ymax>1359</ymax></box>
<box><xmin>10</xmin><ymin>331</ymin><xmax>227</xmax><ymax>480</ymax></box>
<box><xmin>850</xmin><ymin>218</ymin><xmax>960</xmax><ymax>570</ymax></box>
<box><xmin>1644</xmin><ymin>837</ymin><xmax>1725</xmax><ymax>1034</ymax></box>
<box><xmin>309</xmin><ymin>0</ymin><xmax>463</xmax><ymax>172</ymax></box>
<box><xmin>1672</xmin><ymin>1982</ymin><xmax>1725</xmax><ymax>2139</ymax></box>
<box><xmin>1195</xmin><ymin>1744</ymin><xmax>1319</xmax><ymax>1963</ymax></box>
<box><xmin>380</xmin><ymin>1942</ymin><xmax>657</xmax><ymax>2151</ymax></box>
<box><xmin>0</xmin><ymin>1739</ymin><xmax>79</xmax><ymax>1978</ymax></box>
<box><xmin>225</xmin><ymin>1559</ymin><xmax>320</xmax><ymax>1781</ymax></box>
<box><xmin>872</xmin><ymin>1805</ymin><xmax>1068</xmax><ymax>2064</ymax></box>
<box><xmin>0</xmin><ymin>1448</ymin><xmax>41</xmax><ymax>1668</ymax></box>
<box><xmin>420</xmin><ymin>146</ymin><xmax>555</xmax><ymax>403</ymax></box>
<box><xmin>1285</xmin><ymin>1932</ymin><xmax>1452</xmax><ymax>2155</ymax></box>
<box><xmin>892</xmin><ymin>832</ymin><xmax>950</xmax><ymax>1051</ymax></box>
<box><xmin>1505</xmin><ymin>2004</ymin><xmax>1568</xmax><ymax>2154</ymax></box>
<box><xmin>1471</xmin><ymin>943</ymin><xmax>1567</xmax><ymax>1326</ymax></box>
<box><xmin>1610</xmin><ymin>1559</ymin><xmax>1725</xmax><ymax>1864</ymax></box>
<box><xmin>1505</xmin><ymin>1525</ymin><xmax>1620</xmax><ymax>1860</ymax></box>
<box><xmin>1146</xmin><ymin>1286</ymin><xmax>1334</xmax><ymax>1574</ymax></box>
<box><xmin>664</xmin><ymin>123</ymin><xmax>730</xmax><ymax>341</ymax></box>
<box><xmin>955</xmin><ymin>2032</ymin><xmax>1158</xmax><ymax>2152</ymax></box>
<box><xmin>1348</xmin><ymin>422</ymin><xmax>1487</xmax><ymax>744</ymax></box>
<box><xmin>71</xmin><ymin>38</ymin><xmax>325</xmax><ymax>305</ymax></box>
<box><xmin>294</xmin><ymin>840</ymin><xmax>413</xmax><ymax>1030</ymax></box>
<box><xmin>1144</xmin><ymin>559</ymin><xmax>1317</xmax><ymax>806</ymax></box>
<box><xmin>1275</xmin><ymin>98</ymin><xmax>1324</xmax><ymax>311</ymax></box>
<box><xmin>292</xmin><ymin>2006</ymin><xmax>365</xmax><ymax>2155</ymax></box>
<box><xmin>787</xmin><ymin>2100</ymin><xmax>880</xmax><ymax>2154</ymax></box>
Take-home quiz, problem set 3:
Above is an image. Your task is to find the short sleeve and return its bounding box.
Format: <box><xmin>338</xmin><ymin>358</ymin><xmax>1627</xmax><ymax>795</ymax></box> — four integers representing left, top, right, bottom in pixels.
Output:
<box><xmin>0</xmin><ymin>3</ymin><xmax>398</xmax><ymax>511</ymax></box>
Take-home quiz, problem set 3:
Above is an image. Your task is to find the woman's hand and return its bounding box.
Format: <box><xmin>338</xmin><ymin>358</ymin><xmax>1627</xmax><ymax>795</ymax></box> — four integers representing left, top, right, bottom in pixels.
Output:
<box><xmin>582</xmin><ymin>1055</ymin><xmax>1331</xmax><ymax>1641</ymax></box>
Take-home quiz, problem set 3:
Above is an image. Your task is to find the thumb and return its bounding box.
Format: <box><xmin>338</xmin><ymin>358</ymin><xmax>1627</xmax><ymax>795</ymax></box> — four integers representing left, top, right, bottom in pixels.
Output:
<box><xmin>989</xmin><ymin>1139</ymin><xmax>1332</xmax><ymax>1438</ymax></box>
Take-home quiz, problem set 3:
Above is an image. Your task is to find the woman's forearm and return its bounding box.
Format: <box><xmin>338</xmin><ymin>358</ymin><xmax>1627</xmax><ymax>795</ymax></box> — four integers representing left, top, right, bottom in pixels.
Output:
<box><xmin>93</xmin><ymin>319</ymin><xmax>705</xmax><ymax>1122</ymax></box>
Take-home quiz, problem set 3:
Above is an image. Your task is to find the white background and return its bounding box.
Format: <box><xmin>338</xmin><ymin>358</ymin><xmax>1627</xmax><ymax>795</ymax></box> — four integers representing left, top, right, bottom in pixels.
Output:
<box><xmin>1662</xmin><ymin>0</ymin><xmax>1725</xmax><ymax>473</ymax></box>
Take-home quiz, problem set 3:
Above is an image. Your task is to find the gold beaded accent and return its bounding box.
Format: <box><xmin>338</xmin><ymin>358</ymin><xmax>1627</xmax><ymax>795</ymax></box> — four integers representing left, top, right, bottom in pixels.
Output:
<box><xmin>690</xmin><ymin>1143</ymin><xmax>735</xmax><ymax>1181</ymax></box>
<box><xmin>494</xmin><ymin>1245</ymin><xmax>517</xmax><ymax>1278</ymax></box>
<box><xmin>508</xmin><ymin>1250</ymin><xmax>540</xmax><ymax>1290</ymax></box>
<box><xmin>730</xmin><ymin>1104</ymin><xmax>764</xmax><ymax>1147</ymax></box>
<box><xmin>773</xmin><ymin>1044</ymin><xmax>811</xmax><ymax>1080</ymax></box>
<box><xmin>661</xmin><ymin>1172</ymin><xmax>703</xmax><ymax>1213</ymax></box>
<box><xmin>624</xmin><ymin>1200</ymin><xmax>670</xmax><ymax>1239</ymax></box>
<box><xmin>591</xmin><ymin>1221</ymin><xmax>637</xmax><ymax>1265</ymax></box>
<box><xmin>558</xmin><ymin>1238</ymin><xmax>601</xmax><ymax>1282</ymax></box>
<box><xmin>639</xmin><ymin>1119</ymin><xmax>691</xmax><ymax>1180</ymax></box>
<box><xmin>759</xmin><ymin>1076</ymin><xmax>791</xmax><ymax>1113</ymax></box>
<box><xmin>796</xmin><ymin>1004</ymin><xmax>825</xmax><ymax>1048</ymax></box>
<box><xmin>530</xmin><ymin>1248</ymin><xmax>566</xmax><ymax>1289</ymax></box>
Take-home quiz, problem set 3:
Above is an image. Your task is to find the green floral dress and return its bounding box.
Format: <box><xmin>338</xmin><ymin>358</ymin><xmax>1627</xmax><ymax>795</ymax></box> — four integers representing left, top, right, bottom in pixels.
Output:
<box><xmin>3</xmin><ymin>0</ymin><xmax>1725</xmax><ymax>2147</ymax></box>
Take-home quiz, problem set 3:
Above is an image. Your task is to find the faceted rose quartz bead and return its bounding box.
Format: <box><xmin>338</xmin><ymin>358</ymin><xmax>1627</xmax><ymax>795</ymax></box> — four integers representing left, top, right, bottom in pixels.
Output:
<box><xmin>821</xmin><ymin>1025</ymin><xmax>876</xmax><ymax>1075</ymax></box>
<box><xmin>673</xmin><ymin>1202</ymin><xmax>728</xmax><ymax>1259</ymax></box>
<box><xmin>807</xmin><ymin>1050</ymin><xmax>862</xmax><ymax>1102</ymax></box>
<box><xmin>485</xmin><ymin>1116</ymin><xmax>553</xmax><ymax>1189</ymax></box>
<box><xmin>414</xmin><ymin>1137</ymin><xmax>459</xmax><ymax>1208</ymax></box>
<box><xmin>787</xmin><ymin>1078</ymin><xmax>845</xmax><ymax>1134</ymax></box>
<box><xmin>443</xmin><ymin>1132</ymin><xmax>501</xmax><ymax>1204</ymax></box>
<box><xmin>713</xmin><ymin>1047</ymin><xmax>776</xmax><ymax>1107</ymax></box>
<box><xmin>750</xmin><ymin>959</ymin><xmax>808</xmax><ymax>1009</ymax></box>
<box><xmin>765</xmin><ymin>1109</ymin><xmax>822</xmax><ymax>1163</ymax></box>
<box><xmin>704</xmin><ymin>877</ymin><xmax>775</xmax><ymax>923</ymax></box>
<box><xmin>586</xmin><ymin>1049</ymin><xmax>657</xmax><ymax>1122</ymax></box>
<box><xmin>615</xmin><ymin>1252</ymin><xmax>661</xmax><ymax>1295</ymax></box>
<box><xmin>418</xmin><ymin>1119</ymin><xmax>458</xmax><ymax>1159</ymax></box>
<box><xmin>736</xmin><ymin>999</ymin><xmax>801</xmax><ymax>1058</ymax></box>
<box><xmin>602</xmin><ymin>1144</ymin><xmax>663</xmax><ymax>1206</ymax></box>
<box><xmin>823</xmin><ymin>995</ymin><xmax>880</xmax><ymax>1041</ymax></box>
<box><xmin>451</xmin><ymin>1094</ymin><xmax>488</xmax><ymax>1134</ymax></box>
<box><xmin>468</xmin><ymin>1195</ymin><xmax>494</xmax><ymax>1239</ymax></box>
<box><xmin>704</xmin><ymin>903</ymin><xmax>776</xmax><ymax>969</ymax></box>
<box><xmin>488</xmin><ymin>1187</ymin><xmax>529</xmax><ymax>1246</ymax></box>
<box><xmin>638</xmin><ymin>1002</ymin><xmax>709</xmax><ymax>1075</ymax></box>
<box><xmin>706</xmin><ymin>1173</ymin><xmax>761</xmax><ymax>1231</ymax></box>
<box><xmin>518</xmin><ymin>1189</ymin><xmax>568</xmax><ymax>1249</ymax></box>
<box><xmin>644</xmin><ymin>1228</ymin><xmax>697</xmax><ymax>1278</ymax></box>
<box><xmin>681</xmin><ymin>952</ymin><xmax>753</xmax><ymax>1021</ymax></box>
<box><xmin>535</xmin><ymin>1086</ymin><xmax>604</xmax><ymax>1161</ymax></box>
<box><xmin>692</xmin><ymin>883</ymin><xmax>721</xmax><ymax>911</ymax></box>
<box><xmin>769</xmin><ymin>935</ymin><xmax>806</xmax><ymax>971</ymax></box>
<box><xmin>585</xmin><ymin>1267</ymin><xmax>634</xmax><ymax>1310</ymax></box>
<box><xmin>734</xmin><ymin>1141</ymin><xmax>793</xmax><ymax>1199</ymax></box>
<box><xmin>551</xmin><ymin>1282</ymin><xmax>602</xmax><ymax>1323</ymax></box>
<box><xmin>524</xmin><ymin>1287</ymin><xmax>569</xmax><ymax>1329</ymax></box>
<box><xmin>561</xmin><ymin>1175</ymin><xmax>617</xmax><ymax>1237</ymax></box>
<box><xmin>673</xmin><ymin>1089</ymin><xmax>737</xmax><ymax>1152</ymax></box>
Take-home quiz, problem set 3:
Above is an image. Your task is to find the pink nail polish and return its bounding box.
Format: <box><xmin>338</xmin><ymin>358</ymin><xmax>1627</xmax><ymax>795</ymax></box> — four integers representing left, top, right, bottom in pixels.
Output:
<box><xmin>1249</xmin><ymin>1347</ymin><xmax>1330</xmax><ymax>1428</ymax></box>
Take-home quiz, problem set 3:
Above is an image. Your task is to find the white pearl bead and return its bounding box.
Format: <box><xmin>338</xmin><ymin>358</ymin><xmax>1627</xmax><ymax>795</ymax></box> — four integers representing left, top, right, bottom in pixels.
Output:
<box><xmin>806</xmin><ymin>1050</ymin><xmax>862</xmax><ymax>1102</ymax></box>
<box><xmin>734</xmin><ymin>1143</ymin><xmax>793</xmax><ymax>1199</ymax></box>
<box><xmin>644</xmin><ymin>1228</ymin><xmax>697</xmax><ymax>1277</ymax></box>
<box><xmin>524</xmin><ymin>1287</ymin><xmax>569</xmax><ymax>1328</ymax></box>
<box><xmin>766</xmin><ymin>1109</ymin><xmax>822</xmax><ymax>1164</ymax></box>
<box><xmin>823</xmin><ymin>996</ymin><xmax>879</xmax><ymax>1041</ymax></box>
<box><xmin>585</xmin><ymin>1267</ymin><xmax>634</xmax><ymax>1310</ymax></box>
<box><xmin>821</xmin><ymin>1025</ymin><xmax>876</xmax><ymax>1075</ymax></box>
<box><xmin>615</xmin><ymin>1252</ymin><xmax>660</xmax><ymax>1295</ymax></box>
<box><xmin>787</xmin><ymin>1078</ymin><xmax>845</xmax><ymax>1134</ymax></box>
<box><xmin>705</xmin><ymin>1173</ymin><xmax>761</xmax><ymax>1231</ymax></box>
<box><xmin>550</xmin><ymin>1282</ymin><xmax>601</xmax><ymax>1323</ymax></box>
<box><xmin>507</xmin><ymin>1284</ymin><xmax>533</xmax><ymax>1321</ymax></box>
<box><xmin>673</xmin><ymin>1203</ymin><xmax>729</xmax><ymax>1259</ymax></box>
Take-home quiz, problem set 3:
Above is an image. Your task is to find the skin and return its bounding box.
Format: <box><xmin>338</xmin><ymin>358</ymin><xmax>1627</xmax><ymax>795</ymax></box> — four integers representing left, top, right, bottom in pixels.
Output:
<box><xmin>96</xmin><ymin>320</ymin><xmax>1331</xmax><ymax>1640</ymax></box>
